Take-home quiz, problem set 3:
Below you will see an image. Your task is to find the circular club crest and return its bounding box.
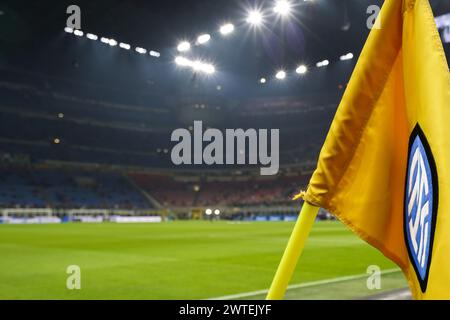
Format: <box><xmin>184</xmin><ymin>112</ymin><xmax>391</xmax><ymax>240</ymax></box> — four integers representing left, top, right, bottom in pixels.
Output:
<box><xmin>404</xmin><ymin>124</ymin><xmax>438</xmax><ymax>293</ymax></box>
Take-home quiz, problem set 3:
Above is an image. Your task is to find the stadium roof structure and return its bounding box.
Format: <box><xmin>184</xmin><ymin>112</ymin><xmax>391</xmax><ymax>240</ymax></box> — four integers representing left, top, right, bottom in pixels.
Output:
<box><xmin>1</xmin><ymin>1</ymin><xmax>449</xmax><ymax>98</ymax></box>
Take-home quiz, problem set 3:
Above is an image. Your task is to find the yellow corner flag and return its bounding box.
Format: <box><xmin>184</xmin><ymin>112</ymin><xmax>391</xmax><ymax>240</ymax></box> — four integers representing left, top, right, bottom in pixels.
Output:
<box><xmin>302</xmin><ymin>0</ymin><xmax>450</xmax><ymax>299</ymax></box>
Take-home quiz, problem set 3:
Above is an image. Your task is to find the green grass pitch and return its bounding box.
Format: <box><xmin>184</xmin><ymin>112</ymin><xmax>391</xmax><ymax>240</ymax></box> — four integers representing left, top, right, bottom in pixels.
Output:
<box><xmin>0</xmin><ymin>221</ymin><xmax>407</xmax><ymax>299</ymax></box>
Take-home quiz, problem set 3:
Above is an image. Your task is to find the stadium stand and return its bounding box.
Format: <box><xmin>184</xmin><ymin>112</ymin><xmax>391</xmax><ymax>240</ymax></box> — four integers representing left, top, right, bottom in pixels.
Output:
<box><xmin>129</xmin><ymin>171</ymin><xmax>311</xmax><ymax>208</ymax></box>
<box><xmin>0</xmin><ymin>165</ymin><xmax>150</xmax><ymax>209</ymax></box>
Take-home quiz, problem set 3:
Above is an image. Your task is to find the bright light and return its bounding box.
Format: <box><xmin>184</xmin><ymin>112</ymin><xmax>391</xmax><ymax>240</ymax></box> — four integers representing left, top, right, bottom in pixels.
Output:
<box><xmin>192</xmin><ymin>60</ymin><xmax>203</xmax><ymax>72</ymax></box>
<box><xmin>260</xmin><ymin>78</ymin><xmax>267</xmax><ymax>84</ymax></box>
<box><xmin>214</xmin><ymin>209</ymin><xmax>221</xmax><ymax>215</ymax></box>
<box><xmin>109</xmin><ymin>39</ymin><xmax>118</xmax><ymax>46</ymax></box>
<box><xmin>177</xmin><ymin>41</ymin><xmax>191</xmax><ymax>52</ymax></box>
<box><xmin>149</xmin><ymin>50</ymin><xmax>161</xmax><ymax>57</ymax></box>
<box><xmin>316</xmin><ymin>59</ymin><xmax>330</xmax><ymax>67</ymax></box>
<box><xmin>274</xmin><ymin>1</ymin><xmax>291</xmax><ymax>15</ymax></box>
<box><xmin>196</xmin><ymin>62</ymin><xmax>215</xmax><ymax>74</ymax></box>
<box><xmin>340</xmin><ymin>52</ymin><xmax>354</xmax><ymax>61</ymax></box>
<box><xmin>73</xmin><ymin>30</ymin><xmax>84</xmax><ymax>37</ymax></box>
<box><xmin>296</xmin><ymin>65</ymin><xmax>308</xmax><ymax>74</ymax></box>
<box><xmin>100</xmin><ymin>37</ymin><xmax>110</xmax><ymax>44</ymax></box>
<box><xmin>57</xmin><ymin>113</ymin><xmax>64</xmax><ymax>119</ymax></box>
<box><xmin>247</xmin><ymin>10</ymin><xmax>263</xmax><ymax>25</ymax></box>
<box><xmin>197</xmin><ymin>33</ymin><xmax>211</xmax><ymax>44</ymax></box>
<box><xmin>176</xmin><ymin>57</ymin><xmax>215</xmax><ymax>74</ymax></box>
<box><xmin>276</xmin><ymin>70</ymin><xmax>286</xmax><ymax>80</ymax></box>
<box><xmin>175</xmin><ymin>56</ymin><xmax>192</xmax><ymax>66</ymax></box>
<box><xmin>119</xmin><ymin>42</ymin><xmax>131</xmax><ymax>50</ymax></box>
<box><xmin>64</xmin><ymin>27</ymin><xmax>73</xmax><ymax>33</ymax></box>
<box><xmin>220</xmin><ymin>23</ymin><xmax>235</xmax><ymax>35</ymax></box>
<box><xmin>205</xmin><ymin>209</ymin><xmax>213</xmax><ymax>215</ymax></box>
<box><xmin>86</xmin><ymin>33</ymin><xmax>98</xmax><ymax>41</ymax></box>
<box><xmin>135</xmin><ymin>47</ymin><xmax>147</xmax><ymax>54</ymax></box>
<box><xmin>201</xmin><ymin>63</ymin><xmax>215</xmax><ymax>74</ymax></box>
<box><xmin>53</xmin><ymin>138</ymin><xmax>61</xmax><ymax>144</ymax></box>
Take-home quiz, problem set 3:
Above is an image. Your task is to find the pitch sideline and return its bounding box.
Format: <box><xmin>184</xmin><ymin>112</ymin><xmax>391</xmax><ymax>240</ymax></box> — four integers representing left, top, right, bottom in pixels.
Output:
<box><xmin>207</xmin><ymin>268</ymin><xmax>401</xmax><ymax>300</ymax></box>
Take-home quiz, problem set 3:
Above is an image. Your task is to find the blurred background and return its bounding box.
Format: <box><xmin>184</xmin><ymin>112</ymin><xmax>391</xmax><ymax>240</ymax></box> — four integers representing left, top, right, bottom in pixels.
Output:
<box><xmin>0</xmin><ymin>0</ymin><xmax>449</xmax><ymax>299</ymax></box>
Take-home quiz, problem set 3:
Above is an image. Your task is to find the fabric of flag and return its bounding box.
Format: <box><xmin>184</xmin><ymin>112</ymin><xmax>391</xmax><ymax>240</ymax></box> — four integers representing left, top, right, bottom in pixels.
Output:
<box><xmin>301</xmin><ymin>0</ymin><xmax>450</xmax><ymax>299</ymax></box>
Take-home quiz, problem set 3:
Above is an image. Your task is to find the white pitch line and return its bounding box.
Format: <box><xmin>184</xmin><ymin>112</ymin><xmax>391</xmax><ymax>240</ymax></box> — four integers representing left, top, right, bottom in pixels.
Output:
<box><xmin>207</xmin><ymin>268</ymin><xmax>401</xmax><ymax>300</ymax></box>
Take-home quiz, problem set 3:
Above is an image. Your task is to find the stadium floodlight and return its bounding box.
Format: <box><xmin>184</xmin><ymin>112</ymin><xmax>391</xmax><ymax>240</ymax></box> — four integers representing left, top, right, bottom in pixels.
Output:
<box><xmin>275</xmin><ymin>70</ymin><xmax>286</xmax><ymax>80</ymax></box>
<box><xmin>192</xmin><ymin>61</ymin><xmax>215</xmax><ymax>74</ymax></box>
<box><xmin>260</xmin><ymin>77</ymin><xmax>267</xmax><ymax>84</ymax></box>
<box><xmin>100</xmin><ymin>37</ymin><xmax>110</xmax><ymax>44</ymax></box>
<box><xmin>86</xmin><ymin>33</ymin><xmax>98</xmax><ymax>41</ymax></box>
<box><xmin>205</xmin><ymin>208</ymin><xmax>213</xmax><ymax>215</ymax></box>
<box><xmin>177</xmin><ymin>41</ymin><xmax>191</xmax><ymax>52</ymax></box>
<box><xmin>175</xmin><ymin>57</ymin><xmax>215</xmax><ymax>74</ymax></box>
<box><xmin>64</xmin><ymin>27</ymin><xmax>74</xmax><ymax>33</ymax></box>
<box><xmin>214</xmin><ymin>209</ymin><xmax>221</xmax><ymax>215</ymax></box>
<box><xmin>73</xmin><ymin>29</ymin><xmax>84</xmax><ymax>37</ymax></box>
<box><xmin>135</xmin><ymin>47</ymin><xmax>147</xmax><ymax>54</ymax></box>
<box><xmin>340</xmin><ymin>52</ymin><xmax>354</xmax><ymax>61</ymax></box>
<box><xmin>53</xmin><ymin>138</ymin><xmax>61</xmax><ymax>144</ymax></box>
<box><xmin>197</xmin><ymin>34</ymin><xmax>211</xmax><ymax>45</ymax></box>
<box><xmin>201</xmin><ymin>63</ymin><xmax>215</xmax><ymax>74</ymax></box>
<box><xmin>274</xmin><ymin>1</ymin><xmax>291</xmax><ymax>16</ymax></box>
<box><xmin>119</xmin><ymin>42</ymin><xmax>131</xmax><ymax>50</ymax></box>
<box><xmin>220</xmin><ymin>23</ymin><xmax>235</xmax><ymax>35</ymax></box>
<box><xmin>191</xmin><ymin>60</ymin><xmax>203</xmax><ymax>72</ymax></box>
<box><xmin>246</xmin><ymin>10</ymin><xmax>263</xmax><ymax>25</ymax></box>
<box><xmin>175</xmin><ymin>56</ymin><xmax>192</xmax><ymax>66</ymax></box>
<box><xmin>316</xmin><ymin>59</ymin><xmax>330</xmax><ymax>67</ymax></box>
<box><xmin>296</xmin><ymin>65</ymin><xmax>308</xmax><ymax>74</ymax></box>
<box><xmin>149</xmin><ymin>50</ymin><xmax>161</xmax><ymax>57</ymax></box>
<box><xmin>109</xmin><ymin>39</ymin><xmax>118</xmax><ymax>46</ymax></box>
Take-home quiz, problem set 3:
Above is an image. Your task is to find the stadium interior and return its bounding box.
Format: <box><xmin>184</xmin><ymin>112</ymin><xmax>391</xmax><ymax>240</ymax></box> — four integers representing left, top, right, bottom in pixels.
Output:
<box><xmin>0</xmin><ymin>0</ymin><xmax>449</xmax><ymax>300</ymax></box>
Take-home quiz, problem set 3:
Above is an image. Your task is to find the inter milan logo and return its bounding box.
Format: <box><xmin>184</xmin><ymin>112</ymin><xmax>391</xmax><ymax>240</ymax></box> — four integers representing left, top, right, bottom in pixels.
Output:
<box><xmin>404</xmin><ymin>124</ymin><xmax>438</xmax><ymax>293</ymax></box>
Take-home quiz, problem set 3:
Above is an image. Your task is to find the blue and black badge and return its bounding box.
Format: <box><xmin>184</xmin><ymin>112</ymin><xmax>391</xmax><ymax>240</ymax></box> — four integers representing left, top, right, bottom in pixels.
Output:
<box><xmin>404</xmin><ymin>124</ymin><xmax>438</xmax><ymax>293</ymax></box>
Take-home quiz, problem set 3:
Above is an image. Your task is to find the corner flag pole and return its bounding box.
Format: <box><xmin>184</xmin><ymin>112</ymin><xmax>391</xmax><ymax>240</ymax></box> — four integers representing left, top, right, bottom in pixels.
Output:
<box><xmin>266</xmin><ymin>202</ymin><xmax>319</xmax><ymax>300</ymax></box>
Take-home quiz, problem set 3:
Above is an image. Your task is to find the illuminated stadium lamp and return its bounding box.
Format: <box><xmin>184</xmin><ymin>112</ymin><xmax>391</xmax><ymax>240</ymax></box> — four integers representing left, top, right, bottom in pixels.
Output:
<box><xmin>296</xmin><ymin>65</ymin><xmax>308</xmax><ymax>74</ymax></box>
<box><xmin>220</xmin><ymin>23</ymin><xmax>235</xmax><ymax>35</ymax></box>
<box><xmin>275</xmin><ymin>70</ymin><xmax>286</xmax><ymax>80</ymax></box>
<box><xmin>177</xmin><ymin>41</ymin><xmax>191</xmax><ymax>52</ymax></box>
<box><xmin>57</xmin><ymin>113</ymin><xmax>64</xmax><ymax>119</ymax></box>
<box><xmin>109</xmin><ymin>39</ymin><xmax>118</xmax><ymax>46</ymax></box>
<box><xmin>64</xmin><ymin>27</ymin><xmax>74</xmax><ymax>33</ymax></box>
<box><xmin>260</xmin><ymin>77</ymin><xmax>267</xmax><ymax>84</ymax></box>
<box><xmin>214</xmin><ymin>209</ymin><xmax>221</xmax><ymax>215</ymax></box>
<box><xmin>201</xmin><ymin>63</ymin><xmax>216</xmax><ymax>74</ymax></box>
<box><xmin>73</xmin><ymin>29</ymin><xmax>84</xmax><ymax>37</ymax></box>
<box><xmin>53</xmin><ymin>138</ymin><xmax>61</xmax><ymax>144</ymax></box>
<box><xmin>192</xmin><ymin>60</ymin><xmax>203</xmax><ymax>72</ymax></box>
<box><xmin>86</xmin><ymin>33</ymin><xmax>98</xmax><ymax>41</ymax></box>
<box><xmin>135</xmin><ymin>47</ymin><xmax>147</xmax><ymax>54</ymax></box>
<box><xmin>197</xmin><ymin>33</ymin><xmax>211</xmax><ymax>45</ymax></box>
<box><xmin>246</xmin><ymin>10</ymin><xmax>263</xmax><ymax>25</ymax></box>
<box><xmin>175</xmin><ymin>56</ymin><xmax>192</xmax><ymax>66</ymax></box>
<box><xmin>100</xmin><ymin>37</ymin><xmax>110</xmax><ymax>44</ymax></box>
<box><xmin>340</xmin><ymin>52</ymin><xmax>354</xmax><ymax>61</ymax></box>
<box><xmin>273</xmin><ymin>0</ymin><xmax>291</xmax><ymax>16</ymax></box>
<box><xmin>149</xmin><ymin>50</ymin><xmax>161</xmax><ymax>57</ymax></box>
<box><xmin>119</xmin><ymin>42</ymin><xmax>131</xmax><ymax>50</ymax></box>
<box><xmin>316</xmin><ymin>59</ymin><xmax>329</xmax><ymax>67</ymax></box>
<box><xmin>205</xmin><ymin>209</ymin><xmax>213</xmax><ymax>215</ymax></box>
